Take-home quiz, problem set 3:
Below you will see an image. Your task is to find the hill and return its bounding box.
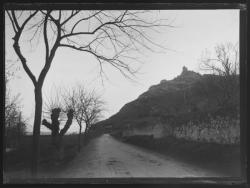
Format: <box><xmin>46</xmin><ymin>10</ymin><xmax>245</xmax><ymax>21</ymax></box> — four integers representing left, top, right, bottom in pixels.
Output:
<box><xmin>93</xmin><ymin>66</ymin><xmax>240</xmax><ymax>144</ymax></box>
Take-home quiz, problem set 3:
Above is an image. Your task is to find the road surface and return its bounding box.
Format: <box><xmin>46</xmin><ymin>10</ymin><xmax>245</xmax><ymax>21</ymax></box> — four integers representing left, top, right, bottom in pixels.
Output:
<box><xmin>55</xmin><ymin>134</ymin><xmax>224</xmax><ymax>178</ymax></box>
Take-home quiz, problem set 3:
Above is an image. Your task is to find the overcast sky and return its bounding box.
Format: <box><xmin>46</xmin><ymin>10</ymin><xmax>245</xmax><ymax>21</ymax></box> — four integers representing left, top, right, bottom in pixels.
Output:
<box><xmin>5</xmin><ymin>10</ymin><xmax>239</xmax><ymax>133</ymax></box>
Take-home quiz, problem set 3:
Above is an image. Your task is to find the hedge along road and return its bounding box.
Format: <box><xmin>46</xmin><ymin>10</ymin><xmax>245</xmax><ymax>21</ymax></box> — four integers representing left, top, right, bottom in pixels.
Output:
<box><xmin>46</xmin><ymin>134</ymin><xmax>229</xmax><ymax>178</ymax></box>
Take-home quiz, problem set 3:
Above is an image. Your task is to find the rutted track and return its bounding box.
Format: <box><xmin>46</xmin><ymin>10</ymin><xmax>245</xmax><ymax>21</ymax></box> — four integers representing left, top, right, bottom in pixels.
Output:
<box><xmin>55</xmin><ymin>134</ymin><xmax>225</xmax><ymax>178</ymax></box>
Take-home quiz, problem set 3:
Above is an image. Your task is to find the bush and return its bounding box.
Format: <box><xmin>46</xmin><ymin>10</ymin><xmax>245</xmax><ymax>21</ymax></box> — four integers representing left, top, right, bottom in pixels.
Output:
<box><xmin>5</xmin><ymin>121</ymin><xmax>26</xmax><ymax>148</ymax></box>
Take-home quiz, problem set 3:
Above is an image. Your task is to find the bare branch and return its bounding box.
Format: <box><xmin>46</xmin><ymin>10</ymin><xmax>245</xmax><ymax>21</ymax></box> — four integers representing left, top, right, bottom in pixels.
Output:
<box><xmin>61</xmin><ymin>20</ymin><xmax>124</xmax><ymax>39</ymax></box>
<box><xmin>19</xmin><ymin>11</ymin><xmax>39</xmax><ymax>31</ymax></box>
<box><xmin>41</xmin><ymin>119</ymin><xmax>53</xmax><ymax>130</ymax></box>
<box><xmin>40</xmin><ymin>10</ymin><xmax>57</xmax><ymax>24</ymax></box>
<box><xmin>11</xmin><ymin>11</ymin><xmax>20</xmax><ymax>30</ymax></box>
<box><xmin>71</xmin><ymin>10</ymin><xmax>102</xmax><ymax>33</ymax></box>
<box><xmin>6</xmin><ymin>11</ymin><xmax>17</xmax><ymax>33</ymax></box>
<box><xmin>13</xmin><ymin>42</ymin><xmax>37</xmax><ymax>85</ymax></box>
<box><xmin>60</xmin><ymin>10</ymin><xmax>80</xmax><ymax>26</ymax></box>
<box><xmin>43</xmin><ymin>11</ymin><xmax>50</xmax><ymax>62</ymax></box>
<box><xmin>58</xmin><ymin>10</ymin><xmax>62</xmax><ymax>21</ymax></box>
<box><xmin>63</xmin><ymin>84</ymin><xmax>105</xmax><ymax>132</ymax></box>
<box><xmin>10</xmin><ymin>11</ymin><xmax>39</xmax><ymax>86</ymax></box>
<box><xmin>199</xmin><ymin>42</ymin><xmax>239</xmax><ymax>108</ymax></box>
<box><xmin>200</xmin><ymin>42</ymin><xmax>239</xmax><ymax>76</ymax></box>
<box><xmin>59</xmin><ymin>109</ymin><xmax>74</xmax><ymax>136</ymax></box>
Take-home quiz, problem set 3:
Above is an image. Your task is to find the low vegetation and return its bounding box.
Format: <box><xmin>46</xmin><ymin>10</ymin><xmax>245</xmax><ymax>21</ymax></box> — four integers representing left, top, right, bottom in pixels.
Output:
<box><xmin>120</xmin><ymin>135</ymin><xmax>241</xmax><ymax>176</ymax></box>
<box><xmin>4</xmin><ymin>134</ymin><xmax>84</xmax><ymax>179</ymax></box>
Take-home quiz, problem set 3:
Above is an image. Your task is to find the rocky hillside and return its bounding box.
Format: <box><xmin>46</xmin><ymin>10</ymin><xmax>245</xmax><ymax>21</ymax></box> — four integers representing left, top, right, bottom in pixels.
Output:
<box><xmin>94</xmin><ymin>66</ymin><xmax>240</xmax><ymax>144</ymax></box>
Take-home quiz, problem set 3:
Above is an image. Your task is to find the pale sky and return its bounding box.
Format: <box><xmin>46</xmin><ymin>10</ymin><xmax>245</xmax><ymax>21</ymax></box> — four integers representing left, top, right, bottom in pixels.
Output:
<box><xmin>5</xmin><ymin>10</ymin><xmax>239</xmax><ymax>134</ymax></box>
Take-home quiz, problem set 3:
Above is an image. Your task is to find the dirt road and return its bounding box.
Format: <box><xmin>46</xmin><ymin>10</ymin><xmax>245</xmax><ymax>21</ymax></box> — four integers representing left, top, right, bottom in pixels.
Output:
<box><xmin>55</xmin><ymin>134</ymin><xmax>225</xmax><ymax>178</ymax></box>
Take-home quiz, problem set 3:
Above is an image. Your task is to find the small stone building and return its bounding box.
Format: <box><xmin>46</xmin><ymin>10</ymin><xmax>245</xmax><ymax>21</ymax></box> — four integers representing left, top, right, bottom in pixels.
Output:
<box><xmin>121</xmin><ymin>119</ymin><xmax>173</xmax><ymax>139</ymax></box>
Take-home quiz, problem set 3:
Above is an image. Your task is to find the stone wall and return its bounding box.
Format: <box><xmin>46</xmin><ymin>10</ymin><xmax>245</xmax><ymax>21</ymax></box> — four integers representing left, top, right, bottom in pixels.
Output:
<box><xmin>173</xmin><ymin>116</ymin><xmax>240</xmax><ymax>144</ymax></box>
<box><xmin>121</xmin><ymin>116</ymin><xmax>240</xmax><ymax>145</ymax></box>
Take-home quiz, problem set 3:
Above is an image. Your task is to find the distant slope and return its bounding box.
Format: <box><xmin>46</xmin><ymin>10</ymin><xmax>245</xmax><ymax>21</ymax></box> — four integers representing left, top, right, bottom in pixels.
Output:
<box><xmin>94</xmin><ymin>66</ymin><xmax>239</xmax><ymax>137</ymax></box>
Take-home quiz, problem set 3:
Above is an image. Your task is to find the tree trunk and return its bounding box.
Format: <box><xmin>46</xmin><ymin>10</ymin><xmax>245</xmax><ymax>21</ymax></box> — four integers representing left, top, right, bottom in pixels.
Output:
<box><xmin>17</xmin><ymin>112</ymin><xmax>21</xmax><ymax>148</ymax></box>
<box><xmin>3</xmin><ymin>122</ymin><xmax>9</xmax><ymax>172</ymax></box>
<box><xmin>57</xmin><ymin>136</ymin><xmax>64</xmax><ymax>162</ymax></box>
<box><xmin>83</xmin><ymin>125</ymin><xmax>89</xmax><ymax>146</ymax></box>
<box><xmin>42</xmin><ymin>108</ymin><xmax>73</xmax><ymax>164</ymax></box>
<box><xmin>78</xmin><ymin>125</ymin><xmax>82</xmax><ymax>152</ymax></box>
<box><xmin>31</xmin><ymin>85</ymin><xmax>42</xmax><ymax>177</ymax></box>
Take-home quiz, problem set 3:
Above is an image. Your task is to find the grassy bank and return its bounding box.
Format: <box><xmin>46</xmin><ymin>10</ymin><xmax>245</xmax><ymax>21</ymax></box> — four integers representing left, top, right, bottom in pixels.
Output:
<box><xmin>119</xmin><ymin>135</ymin><xmax>241</xmax><ymax>177</ymax></box>
<box><xmin>4</xmin><ymin>134</ymin><xmax>86</xmax><ymax>179</ymax></box>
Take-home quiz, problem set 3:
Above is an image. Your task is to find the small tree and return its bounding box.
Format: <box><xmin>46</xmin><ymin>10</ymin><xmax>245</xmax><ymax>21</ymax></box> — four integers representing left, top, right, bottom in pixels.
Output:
<box><xmin>5</xmin><ymin>93</ymin><xmax>20</xmax><ymax>130</ymax></box>
<box><xmin>64</xmin><ymin>85</ymin><xmax>104</xmax><ymax>151</ymax></box>
<box><xmin>5</xmin><ymin>61</ymin><xmax>20</xmax><ymax>126</ymax></box>
<box><xmin>41</xmin><ymin>87</ymin><xmax>74</xmax><ymax>161</ymax></box>
<box><xmin>42</xmin><ymin>108</ymin><xmax>74</xmax><ymax>161</ymax></box>
<box><xmin>200</xmin><ymin>42</ymin><xmax>239</xmax><ymax>76</ymax></box>
<box><xmin>5</xmin><ymin>61</ymin><xmax>26</xmax><ymax>147</ymax></box>
<box><xmin>200</xmin><ymin>42</ymin><xmax>239</xmax><ymax>109</ymax></box>
<box><xmin>6</xmin><ymin>112</ymin><xmax>27</xmax><ymax>148</ymax></box>
<box><xmin>42</xmin><ymin>89</ymin><xmax>74</xmax><ymax>144</ymax></box>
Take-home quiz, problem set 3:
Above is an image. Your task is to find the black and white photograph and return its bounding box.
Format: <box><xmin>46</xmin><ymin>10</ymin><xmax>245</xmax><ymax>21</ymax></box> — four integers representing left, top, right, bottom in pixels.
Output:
<box><xmin>3</xmin><ymin>3</ymin><xmax>247</xmax><ymax>184</ymax></box>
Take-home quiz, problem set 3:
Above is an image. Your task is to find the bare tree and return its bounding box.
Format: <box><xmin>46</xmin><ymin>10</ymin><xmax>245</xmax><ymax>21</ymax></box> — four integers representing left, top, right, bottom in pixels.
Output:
<box><xmin>6</xmin><ymin>112</ymin><xmax>27</xmax><ymax>148</ymax></box>
<box><xmin>200</xmin><ymin>42</ymin><xmax>239</xmax><ymax>108</ymax></box>
<box><xmin>42</xmin><ymin>108</ymin><xmax>74</xmax><ymax>162</ymax></box>
<box><xmin>43</xmin><ymin>87</ymin><xmax>64</xmax><ymax>120</ymax></box>
<box><xmin>5</xmin><ymin>60</ymin><xmax>23</xmax><ymax>141</ymax></box>
<box><xmin>42</xmin><ymin>88</ymin><xmax>74</xmax><ymax>150</ymax></box>
<box><xmin>4</xmin><ymin>62</ymin><xmax>26</xmax><ymax>171</ymax></box>
<box><xmin>63</xmin><ymin>85</ymin><xmax>104</xmax><ymax>151</ymax></box>
<box><xmin>5</xmin><ymin>61</ymin><xmax>21</xmax><ymax>124</ymax></box>
<box><xmin>200</xmin><ymin>42</ymin><xmax>239</xmax><ymax>76</ymax></box>
<box><xmin>5</xmin><ymin>93</ymin><xmax>20</xmax><ymax>126</ymax></box>
<box><xmin>6</xmin><ymin>10</ymin><xmax>171</xmax><ymax>176</ymax></box>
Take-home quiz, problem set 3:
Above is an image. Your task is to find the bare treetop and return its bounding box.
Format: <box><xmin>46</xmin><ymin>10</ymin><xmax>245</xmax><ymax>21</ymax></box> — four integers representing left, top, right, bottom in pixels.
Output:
<box><xmin>63</xmin><ymin>84</ymin><xmax>105</xmax><ymax>128</ymax></box>
<box><xmin>7</xmin><ymin>10</ymin><xmax>172</xmax><ymax>82</ymax></box>
<box><xmin>200</xmin><ymin>42</ymin><xmax>239</xmax><ymax>76</ymax></box>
